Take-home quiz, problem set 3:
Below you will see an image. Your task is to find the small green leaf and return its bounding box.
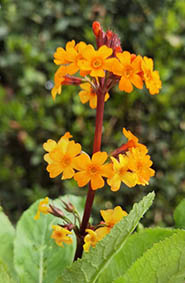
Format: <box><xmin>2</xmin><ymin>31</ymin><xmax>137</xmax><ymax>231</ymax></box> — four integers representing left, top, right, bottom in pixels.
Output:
<box><xmin>174</xmin><ymin>199</ymin><xmax>185</xmax><ymax>229</ymax></box>
<box><xmin>0</xmin><ymin>207</ymin><xmax>16</xmax><ymax>277</ymax></box>
<box><xmin>14</xmin><ymin>195</ymin><xmax>85</xmax><ymax>283</ymax></box>
<box><xmin>0</xmin><ymin>259</ymin><xmax>15</xmax><ymax>283</ymax></box>
<box><xmin>114</xmin><ymin>230</ymin><xmax>185</xmax><ymax>283</ymax></box>
<box><xmin>60</xmin><ymin>191</ymin><xmax>155</xmax><ymax>283</ymax></box>
<box><xmin>98</xmin><ymin>228</ymin><xmax>177</xmax><ymax>283</ymax></box>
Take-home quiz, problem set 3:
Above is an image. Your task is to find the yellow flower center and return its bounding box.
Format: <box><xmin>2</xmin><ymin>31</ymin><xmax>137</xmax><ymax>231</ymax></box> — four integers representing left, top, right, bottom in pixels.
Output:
<box><xmin>136</xmin><ymin>161</ymin><xmax>143</xmax><ymax>170</ymax></box>
<box><xmin>55</xmin><ymin>231</ymin><xmax>63</xmax><ymax>239</ymax></box>
<box><xmin>62</xmin><ymin>155</ymin><xmax>72</xmax><ymax>166</ymax></box>
<box><xmin>145</xmin><ymin>70</ymin><xmax>152</xmax><ymax>81</ymax></box>
<box><xmin>118</xmin><ymin>167</ymin><xmax>127</xmax><ymax>176</ymax></box>
<box><xmin>88</xmin><ymin>164</ymin><xmax>100</xmax><ymax>175</ymax></box>
<box><xmin>124</xmin><ymin>65</ymin><xmax>133</xmax><ymax>78</ymax></box>
<box><xmin>91</xmin><ymin>57</ymin><xmax>103</xmax><ymax>69</ymax></box>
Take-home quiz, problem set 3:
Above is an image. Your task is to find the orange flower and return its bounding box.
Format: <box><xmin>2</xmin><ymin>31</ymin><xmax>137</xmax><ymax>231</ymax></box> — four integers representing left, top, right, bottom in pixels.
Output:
<box><xmin>107</xmin><ymin>154</ymin><xmax>138</xmax><ymax>191</ymax></box>
<box><xmin>34</xmin><ymin>197</ymin><xmax>50</xmax><ymax>220</ymax></box>
<box><xmin>43</xmin><ymin>134</ymin><xmax>81</xmax><ymax>180</ymax></box>
<box><xmin>51</xmin><ymin>225</ymin><xmax>73</xmax><ymax>247</ymax></box>
<box><xmin>74</xmin><ymin>152</ymin><xmax>113</xmax><ymax>190</ymax></box>
<box><xmin>54</xmin><ymin>40</ymin><xmax>87</xmax><ymax>76</ymax></box>
<box><xmin>141</xmin><ymin>56</ymin><xmax>162</xmax><ymax>95</ymax></box>
<box><xmin>78</xmin><ymin>44</ymin><xmax>113</xmax><ymax>77</ymax></box>
<box><xmin>127</xmin><ymin>147</ymin><xmax>155</xmax><ymax>185</ymax></box>
<box><xmin>79</xmin><ymin>83</ymin><xmax>109</xmax><ymax>109</ymax></box>
<box><xmin>83</xmin><ymin>228</ymin><xmax>106</xmax><ymax>252</ymax></box>
<box><xmin>51</xmin><ymin>66</ymin><xmax>67</xmax><ymax>100</ymax></box>
<box><xmin>43</xmin><ymin>132</ymin><xmax>72</xmax><ymax>164</ymax></box>
<box><xmin>111</xmin><ymin>51</ymin><xmax>143</xmax><ymax>93</ymax></box>
<box><xmin>123</xmin><ymin>128</ymin><xmax>148</xmax><ymax>153</ymax></box>
<box><xmin>83</xmin><ymin>206</ymin><xmax>127</xmax><ymax>252</ymax></box>
<box><xmin>100</xmin><ymin>206</ymin><xmax>127</xmax><ymax>228</ymax></box>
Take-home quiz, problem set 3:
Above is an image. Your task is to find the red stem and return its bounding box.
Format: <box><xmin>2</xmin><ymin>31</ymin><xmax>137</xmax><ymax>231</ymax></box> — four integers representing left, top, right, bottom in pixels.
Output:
<box><xmin>74</xmin><ymin>88</ymin><xmax>105</xmax><ymax>260</ymax></box>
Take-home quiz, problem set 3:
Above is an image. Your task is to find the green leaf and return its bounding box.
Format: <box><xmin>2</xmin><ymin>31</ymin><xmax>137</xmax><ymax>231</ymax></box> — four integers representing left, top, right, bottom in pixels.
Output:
<box><xmin>0</xmin><ymin>207</ymin><xmax>16</xmax><ymax>277</ymax></box>
<box><xmin>98</xmin><ymin>227</ymin><xmax>177</xmax><ymax>283</ymax></box>
<box><xmin>114</xmin><ymin>230</ymin><xmax>185</xmax><ymax>283</ymax></box>
<box><xmin>14</xmin><ymin>195</ymin><xmax>85</xmax><ymax>283</ymax></box>
<box><xmin>0</xmin><ymin>259</ymin><xmax>15</xmax><ymax>283</ymax></box>
<box><xmin>60</xmin><ymin>191</ymin><xmax>155</xmax><ymax>283</ymax></box>
<box><xmin>174</xmin><ymin>199</ymin><xmax>185</xmax><ymax>229</ymax></box>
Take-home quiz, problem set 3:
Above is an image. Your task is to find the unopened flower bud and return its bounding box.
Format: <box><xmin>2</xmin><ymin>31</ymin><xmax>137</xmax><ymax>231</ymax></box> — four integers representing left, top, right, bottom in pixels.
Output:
<box><xmin>49</xmin><ymin>205</ymin><xmax>65</xmax><ymax>218</ymax></box>
<box><xmin>62</xmin><ymin>200</ymin><xmax>75</xmax><ymax>213</ymax></box>
<box><xmin>92</xmin><ymin>21</ymin><xmax>102</xmax><ymax>37</ymax></box>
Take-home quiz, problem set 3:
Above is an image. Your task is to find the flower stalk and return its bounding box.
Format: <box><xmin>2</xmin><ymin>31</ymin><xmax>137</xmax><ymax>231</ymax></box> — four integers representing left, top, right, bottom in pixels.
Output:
<box><xmin>74</xmin><ymin>87</ymin><xmax>106</xmax><ymax>260</ymax></box>
<box><xmin>36</xmin><ymin>21</ymin><xmax>160</xmax><ymax>262</ymax></box>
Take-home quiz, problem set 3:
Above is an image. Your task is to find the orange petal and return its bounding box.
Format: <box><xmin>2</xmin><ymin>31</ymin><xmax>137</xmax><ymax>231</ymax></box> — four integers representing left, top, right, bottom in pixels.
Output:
<box><xmin>73</xmin><ymin>153</ymin><xmax>90</xmax><ymax>170</ymax></box>
<box><xmin>97</xmin><ymin>45</ymin><xmax>113</xmax><ymax>59</ymax></box>
<box><xmin>90</xmin><ymin>69</ymin><xmax>105</xmax><ymax>78</ymax></box>
<box><xmin>119</xmin><ymin>76</ymin><xmax>133</xmax><ymax>93</ymax></box>
<box><xmin>43</xmin><ymin>139</ymin><xmax>57</xmax><ymax>152</ymax></box>
<box><xmin>62</xmin><ymin>167</ymin><xmax>75</xmax><ymax>180</ymax></box>
<box><xmin>44</xmin><ymin>153</ymin><xmax>52</xmax><ymax>164</ymax></box>
<box><xmin>74</xmin><ymin>171</ymin><xmax>90</xmax><ymax>187</ymax></box>
<box><xmin>117</xmin><ymin>51</ymin><xmax>131</xmax><ymax>65</ymax></box>
<box><xmin>78</xmin><ymin>60</ymin><xmax>91</xmax><ymax>71</ymax></box>
<box><xmin>92</xmin><ymin>151</ymin><xmax>108</xmax><ymax>165</ymax></box>
<box><xmin>91</xmin><ymin>175</ymin><xmax>104</xmax><ymax>190</ymax></box>
<box><xmin>82</xmin><ymin>45</ymin><xmax>95</xmax><ymax>60</ymax></box>
<box><xmin>131</xmin><ymin>74</ymin><xmax>143</xmax><ymax>89</ymax></box>
<box><xmin>47</xmin><ymin>163</ymin><xmax>63</xmax><ymax>178</ymax></box>
<box><xmin>67</xmin><ymin>141</ymin><xmax>81</xmax><ymax>157</ymax></box>
<box><xmin>122</xmin><ymin>171</ymin><xmax>138</xmax><ymax>188</ymax></box>
<box><xmin>89</xmin><ymin>95</ymin><xmax>97</xmax><ymax>109</ymax></box>
<box><xmin>101</xmin><ymin>163</ymin><xmax>113</xmax><ymax>178</ymax></box>
<box><xmin>107</xmin><ymin>175</ymin><xmax>121</xmax><ymax>192</ymax></box>
<box><xmin>79</xmin><ymin>90</ymin><xmax>90</xmax><ymax>104</ymax></box>
<box><xmin>104</xmin><ymin>58</ymin><xmax>120</xmax><ymax>72</ymax></box>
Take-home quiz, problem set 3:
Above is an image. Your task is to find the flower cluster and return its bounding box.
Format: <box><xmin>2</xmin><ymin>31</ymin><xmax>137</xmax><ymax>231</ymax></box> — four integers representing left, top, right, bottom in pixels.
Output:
<box><xmin>34</xmin><ymin>197</ymin><xmax>127</xmax><ymax>251</ymax></box>
<box><xmin>34</xmin><ymin>21</ymin><xmax>161</xmax><ymax>258</ymax></box>
<box><xmin>83</xmin><ymin>206</ymin><xmax>127</xmax><ymax>252</ymax></box>
<box><xmin>51</xmin><ymin>22</ymin><xmax>161</xmax><ymax>107</ymax></box>
<box><xmin>43</xmin><ymin>129</ymin><xmax>154</xmax><ymax>191</ymax></box>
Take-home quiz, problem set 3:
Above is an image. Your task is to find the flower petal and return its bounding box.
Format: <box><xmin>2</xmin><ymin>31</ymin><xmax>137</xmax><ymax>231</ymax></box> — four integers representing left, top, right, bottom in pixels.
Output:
<box><xmin>43</xmin><ymin>139</ymin><xmax>57</xmax><ymax>152</ymax></box>
<box><xmin>73</xmin><ymin>153</ymin><xmax>90</xmax><ymax>170</ymax></box>
<box><xmin>67</xmin><ymin>141</ymin><xmax>81</xmax><ymax>157</ymax></box>
<box><xmin>119</xmin><ymin>76</ymin><xmax>133</xmax><ymax>93</ymax></box>
<box><xmin>47</xmin><ymin>163</ymin><xmax>63</xmax><ymax>178</ymax></box>
<box><xmin>92</xmin><ymin>151</ymin><xmax>108</xmax><ymax>165</ymax></box>
<box><xmin>74</xmin><ymin>171</ymin><xmax>90</xmax><ymax>187</ymax></box>
<box><xmin>62</xmin><ymin>167</ymin><xmax>75</xmax><ymax>180</ymax></box>
<box><xmin>97</xmin><ymin>45</ymin><xmax>113</xmax><ymax>59</ymax></box>
<box><xmin>91</xmin><ymin>175</ymin><xmax>104</xmax><ymax>190</ymax></box>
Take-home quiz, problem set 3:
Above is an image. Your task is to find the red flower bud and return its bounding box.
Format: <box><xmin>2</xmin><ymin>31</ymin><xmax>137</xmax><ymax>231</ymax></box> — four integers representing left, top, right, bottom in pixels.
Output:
<box><xmin>92</xmin><ymin>21</ymin><xmax>102</xmax><ymax>37</ymax></box>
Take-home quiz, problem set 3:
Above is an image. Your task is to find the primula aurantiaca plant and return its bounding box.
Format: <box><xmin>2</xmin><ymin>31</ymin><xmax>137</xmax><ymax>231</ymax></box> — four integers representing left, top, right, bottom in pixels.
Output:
<box><xmin>35</xmin><ymin>22</ymin><xmax>161</xmax><ymax>260</ymax></box>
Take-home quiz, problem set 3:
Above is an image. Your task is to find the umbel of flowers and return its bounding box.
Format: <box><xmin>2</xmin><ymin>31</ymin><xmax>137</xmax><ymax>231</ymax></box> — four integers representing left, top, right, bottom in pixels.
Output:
<box><xmin>35</xmin><ymin>21</ymin><xmax>161</xmax><ymax>260</ymax></box>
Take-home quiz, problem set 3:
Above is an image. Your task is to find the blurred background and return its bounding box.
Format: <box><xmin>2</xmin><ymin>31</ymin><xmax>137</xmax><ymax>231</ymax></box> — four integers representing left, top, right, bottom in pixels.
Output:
<box><xmin>0</xmin><ymin>0</ymin><xmax>185</xmax><ymax>226</ymax></box>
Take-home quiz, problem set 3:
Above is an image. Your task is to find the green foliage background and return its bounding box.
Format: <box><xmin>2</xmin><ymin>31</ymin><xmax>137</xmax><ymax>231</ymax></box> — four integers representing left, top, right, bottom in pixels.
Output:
<box><xmin>0</xmin><ymin>0</ymin><xmax>185</xmax><ymax>224</ymax></box>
